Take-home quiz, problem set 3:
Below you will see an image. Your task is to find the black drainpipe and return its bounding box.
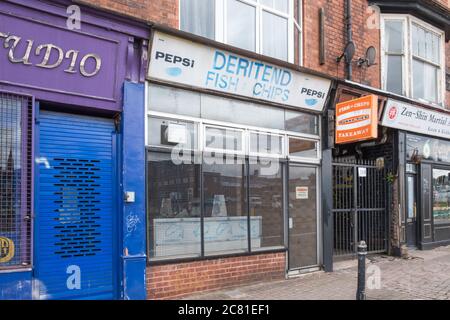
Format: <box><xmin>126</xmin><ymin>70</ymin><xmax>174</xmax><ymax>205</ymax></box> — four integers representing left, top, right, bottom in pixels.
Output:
<box><xmin>345</xmin><ymin>0</ymin><xmax>352</xmax><ymax>80</ymax></box>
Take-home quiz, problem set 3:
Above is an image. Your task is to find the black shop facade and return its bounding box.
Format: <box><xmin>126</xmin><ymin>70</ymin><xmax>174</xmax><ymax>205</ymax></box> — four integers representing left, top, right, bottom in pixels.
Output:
<box><xmin>381</xmin><ymin>98</ymin><xmax>450</xmax><ymax>250</ymax></box>
<box><xmin>327</xmin><ymin>82</ymin><xmax>450</xmax><ymax>261</ymax></box>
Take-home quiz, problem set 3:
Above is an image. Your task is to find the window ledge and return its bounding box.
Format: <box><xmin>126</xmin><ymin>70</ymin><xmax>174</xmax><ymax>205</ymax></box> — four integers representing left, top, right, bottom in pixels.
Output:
<box><xmin>147</xmin><ymin>247</ymin><xmax>287</xmax><ymax>266</ymax></box>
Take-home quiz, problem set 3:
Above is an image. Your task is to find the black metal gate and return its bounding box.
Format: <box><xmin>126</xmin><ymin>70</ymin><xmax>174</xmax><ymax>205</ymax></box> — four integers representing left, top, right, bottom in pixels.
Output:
<box><xmin>332</xmin><ymin>158</ymin><xmax>388</xmax><ymax>257</ymax></box>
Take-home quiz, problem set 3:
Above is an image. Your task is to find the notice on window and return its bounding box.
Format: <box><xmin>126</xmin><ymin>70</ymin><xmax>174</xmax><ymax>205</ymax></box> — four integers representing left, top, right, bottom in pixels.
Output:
<box><xmin>296</xmin><ymin>186</ymin><xmax>309</xmax><ymax>200</ymax></box>
<box><xmin>167</xmin><ymin>122</ymin><xmax>187</xmax><ymax>144</ymax></box>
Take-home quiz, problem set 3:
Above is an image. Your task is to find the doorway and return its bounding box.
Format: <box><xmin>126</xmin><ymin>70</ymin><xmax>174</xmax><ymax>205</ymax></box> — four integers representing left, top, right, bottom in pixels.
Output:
<box><xmin>35</xmin><ymin>111</ymin><xmax>118</xmax><ymax>299</ymax></box>
<box><xmin>406</xmin><ymin>174</ymin><xmax>417</xmax><ymax>247</ymax></box>
<box><xmin>288</xmin><ymin>165</ymin><xmax>318</xmax><ymax>270</ymax></box>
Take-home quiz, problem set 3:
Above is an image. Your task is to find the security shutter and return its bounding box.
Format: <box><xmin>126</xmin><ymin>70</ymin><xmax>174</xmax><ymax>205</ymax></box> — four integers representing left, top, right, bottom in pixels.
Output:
<box><xmin>35</xmin><ymin>111</ymin><xmax>116</xmax><ymax>300</ymax></box>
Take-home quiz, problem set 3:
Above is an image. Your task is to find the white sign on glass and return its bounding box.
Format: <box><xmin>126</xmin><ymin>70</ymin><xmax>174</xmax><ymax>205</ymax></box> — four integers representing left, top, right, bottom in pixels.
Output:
<box><xmin>167</xmin><ymin>122</ymin><xmax>187</xmax><ymax>144</ymax></box>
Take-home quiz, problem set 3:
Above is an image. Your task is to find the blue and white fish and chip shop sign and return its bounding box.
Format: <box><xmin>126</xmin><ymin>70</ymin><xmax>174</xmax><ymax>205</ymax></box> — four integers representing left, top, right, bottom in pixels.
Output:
<box><xmin>148</xmin><ymin>31</ymin><xmax>332</xmax><ymax>112</ymax></box>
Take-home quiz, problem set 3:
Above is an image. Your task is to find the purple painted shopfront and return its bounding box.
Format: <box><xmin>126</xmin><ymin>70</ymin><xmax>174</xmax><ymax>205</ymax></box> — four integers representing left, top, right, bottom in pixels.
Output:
<box><xmin>0</xmin><ymin>0</ymin><xmax>148</xmax><ymax>299</ymax></box>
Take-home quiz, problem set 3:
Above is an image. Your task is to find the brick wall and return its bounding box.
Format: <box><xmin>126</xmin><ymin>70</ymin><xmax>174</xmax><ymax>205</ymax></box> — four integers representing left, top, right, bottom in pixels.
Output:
<box><xmin>303</xmin><ymin>0</ymin><xmax>380</xmax><ymax>88</ymax></box>
<box><xmin>303</xmin><ymin>0</ymin><xmax>449</xmax><ymax>108</ymax></box>
<box><xmin>147</xmin><ymin>252</ymin><xmax>286</xmax><ymax>300</ymax></box>
<box><xmin>77</xmin><ymin>0</ymin><xmax>178</xmax><ymax>28</ymax></box>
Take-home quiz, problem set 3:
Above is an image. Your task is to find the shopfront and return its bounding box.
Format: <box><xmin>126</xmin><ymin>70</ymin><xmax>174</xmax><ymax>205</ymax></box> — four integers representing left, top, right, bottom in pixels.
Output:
<box><xmin>382</xmin><ymin>99</ymin><xmax>450</xmax><ymax>249</ymax></box>
<box><xmin>146</xmin><ymin>30</ymin><xmax>332</xmax><ymax>299</ymax></box>
<box><xmin>0</xmin><ymin>0</ymin><xmax>148</xmax><ymax>299</ymax></box>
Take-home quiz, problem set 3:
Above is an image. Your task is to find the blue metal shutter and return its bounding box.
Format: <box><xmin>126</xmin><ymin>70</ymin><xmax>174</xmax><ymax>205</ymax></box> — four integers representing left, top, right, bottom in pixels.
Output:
<box><xmin>35</xmin><ymin>111</ymin><xmax>116</xmax><ymax>300</ymax></box>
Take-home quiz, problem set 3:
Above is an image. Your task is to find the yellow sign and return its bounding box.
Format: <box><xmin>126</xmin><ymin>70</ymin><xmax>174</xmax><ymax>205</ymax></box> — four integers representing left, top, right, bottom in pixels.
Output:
<box><xmin>0</xmin><ymin>236</ymin><xmax>15</xmax><ymax>263</ymax></box>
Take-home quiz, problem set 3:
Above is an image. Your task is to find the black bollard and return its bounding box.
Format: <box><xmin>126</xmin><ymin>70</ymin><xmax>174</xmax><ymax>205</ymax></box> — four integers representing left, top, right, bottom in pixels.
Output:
<box><xmin>356</xmin><ymin>240</ymin><xmax>367</xmax><ymax>300</ymax></box>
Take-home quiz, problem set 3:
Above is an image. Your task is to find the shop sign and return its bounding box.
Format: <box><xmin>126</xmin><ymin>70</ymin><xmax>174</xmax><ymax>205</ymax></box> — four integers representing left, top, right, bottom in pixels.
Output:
<box><xmin>0</xmin><ymin>236</ymin><xmax>15</xmax><ymax>263</ymax></box>
<box><xmin>0</xmin><ymin>31</ymin><xmax>102</xmax><ymax>77</ymax></box>
<box><xmin>382</xmin><ymin>99</ymin><xmax>450</xmax><ymax>140</ymax></box>
<box><xmin>148</xmin><ymin>31</ymin><xmax>332</xmax><ymax>112</ymax></box>
<box><xmin>0</xmin><ymin>11</ymin><xmax>121</xmax><ymax>108</ymax></box>
<box><xmin>335</xmin><ymin>95</ymin><xmax>378</xmax><ymax>144</ymax></box>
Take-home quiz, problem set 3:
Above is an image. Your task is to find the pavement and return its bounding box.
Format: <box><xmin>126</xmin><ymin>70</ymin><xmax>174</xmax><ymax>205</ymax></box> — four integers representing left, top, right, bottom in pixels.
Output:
<box><xmin>182</xmin><ymin>245</ymin><xmax>450</xmax><ymax>300</ymax></box>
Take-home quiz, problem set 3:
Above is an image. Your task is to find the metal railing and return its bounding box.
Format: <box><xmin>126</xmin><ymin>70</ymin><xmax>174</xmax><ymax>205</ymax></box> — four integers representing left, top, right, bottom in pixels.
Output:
<box><xmin>332</xmin><ymin>158</ymin><xmax>388</xmax><ymax>257</ymax></box>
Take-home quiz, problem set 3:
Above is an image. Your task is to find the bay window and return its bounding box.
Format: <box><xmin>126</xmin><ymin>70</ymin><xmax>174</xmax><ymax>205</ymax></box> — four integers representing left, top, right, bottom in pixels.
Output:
<box><xmin>382</xmin><ymin>15</ymin><xmax>445</xmax><ymax>106</ymax></box>
<box><xmin>180</xmin><ymin>0</ymin><xmax>301</xmax><ymax>63</ymax></box>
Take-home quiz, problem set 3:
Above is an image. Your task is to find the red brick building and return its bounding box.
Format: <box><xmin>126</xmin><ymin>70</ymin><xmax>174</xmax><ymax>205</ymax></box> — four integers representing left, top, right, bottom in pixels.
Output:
<box><xmin>78</xmin><ymin>0</ymin><xmax>450</xmax><ymax>300</ymax></box>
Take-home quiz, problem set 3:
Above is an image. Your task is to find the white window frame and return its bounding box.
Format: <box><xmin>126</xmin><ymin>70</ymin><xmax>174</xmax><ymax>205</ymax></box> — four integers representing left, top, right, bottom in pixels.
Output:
<box><xmin>248</xmin><ymin>130</ymin><xmax>285</xmax><ymax>158</ymax></box>
<box><xmin>287</xmin><ymin>136</ymin><xmax>321</xmax><ymax>164</ymax></box>
<box><xmin>203</xmin><ymin>123</ymin><xmax>246</xmax><ymax>155</ymax></box>
<box><xmin>381</xmin><ymin>14</ymin><xmax>445</xmax><ymax>107</ymax></box>
<box><xmin>179</xmin><ymin>0</ymin><xmax>301</xmax><ymax>64</ymax></box>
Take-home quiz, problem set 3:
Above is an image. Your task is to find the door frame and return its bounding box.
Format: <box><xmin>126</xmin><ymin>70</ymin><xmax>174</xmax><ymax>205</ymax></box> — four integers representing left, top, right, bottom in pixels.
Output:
<box><xmin>405</xmin><ymin>171</ymin><xmax>418</xmax><ymax>247</ymax></box>
<box><xmin>286</xmin><ymin>162</ymin><xmax>322</xmax><ymax>272</ymax></box>
<box><xmin>33</xmin><ymin>107</ymin><xmax>121</xmax><ymax>300</ymax></box>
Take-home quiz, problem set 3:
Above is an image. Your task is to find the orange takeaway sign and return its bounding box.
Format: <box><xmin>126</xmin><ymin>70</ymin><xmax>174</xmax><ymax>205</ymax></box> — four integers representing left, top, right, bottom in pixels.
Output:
<box><xmin>335</xmin><ymin>94</ymin><xmax>378</xmax><ymax>144</ymax></box>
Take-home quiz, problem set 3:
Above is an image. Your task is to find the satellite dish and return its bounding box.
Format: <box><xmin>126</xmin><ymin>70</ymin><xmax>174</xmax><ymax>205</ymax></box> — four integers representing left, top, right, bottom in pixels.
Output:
<box><xmin>336</xmin><ymin>41</ymin><xmax>356</xmax><ymax>64</ymax></box>
<box><xmin>357</xmin><ymin>46</ymin><xmax>377</xmax><ymax>67</ymax></box>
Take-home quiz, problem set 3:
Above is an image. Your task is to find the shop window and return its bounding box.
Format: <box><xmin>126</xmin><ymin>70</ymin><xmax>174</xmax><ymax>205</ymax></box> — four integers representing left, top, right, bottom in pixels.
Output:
<box><xmin>146</xmin><ymin>84</ymin><xmax>322</xmax><ymax>262</ymax></box>
<box><xmin>147</xmin><ymin>117</ymin><xmax>198</xmax><ymax>151</ymax></box>
<box><xmin>203</xmin><ymin>154</ymin><xmax>248</xmax><ymax>255</ymax></box>
<box><xmin>249</xmin><ymin>159</ymin><xmax>284</xmax><ymax>250</ymax></box>
<box><xmin>180</xmin><ymin>0</ymin><xmax>301</xmax><ymax>63</ymax></box>
<box><xmin>200</xmin><ymin>94</ymin><xmax>286</xmax><ymax>131</ymax></box>
<box><xmin>147</xmin><ymin>151</ymin><xmax>202</xmax><ymax>260</ymax></box>
<box><xmin>147</xmin><ymin>84</ymin><xmax>201</xmax><ymax>118</ymax></box>
<box><xmin>249</xmin><ymin>132</ymin><xmax>283</xmax><ymax>156</ymax></box>
<box><xmin>285</xmin><ymin>110</ymin><xmax>319</xmax><ymax>136</ymax></box>
<box><xmin>382</xmin><ymin>15</ymin><xmax>444</xmax><ymax>106</ymax></box>
<box><xmin>288</xmin><ymin>137</ymin><xmax>319</xmax><ymax>159</ymax></box>
<box><xmin>432</xmin><ymin>169</ymin><xmax>450</xmax><ymax>225</ymax></box>
<box><xmin>204</xmin><ymin>125</ymin><xmax>244</xmax><ymax>153</ymax></box>
<box><xmin>148</xmin><ymin>84</ymin><xmax>319</xmax><ymax>137</ymax></box>
<box><xmin>0</xmin><ymin>93</ymin><xmax>31</xmax><ymax>268</ymax></box>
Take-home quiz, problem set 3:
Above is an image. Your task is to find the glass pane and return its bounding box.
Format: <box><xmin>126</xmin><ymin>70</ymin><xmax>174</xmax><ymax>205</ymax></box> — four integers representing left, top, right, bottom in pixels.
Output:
<box><xmin>406</xmin><ymin>135</ymin><xmax>440</xmax><ymax>162</ymax></box>
<box><xmin>407</xmin><ymin>176</ymin><xmax>416</xmax><ymax>219</ymax></box>
<box><xmin>201</xmin><ymin>94</ymin><xmax>285</xmax><ymax>130</ymax></box>
<box><xmin>147</xmin><ymin>152</ymin><xmax>202</xmax><ymax>260</ymax></box>
<box><xmin>289</xmin><ymin>138</ymin><xmax>318</xmax><ymax>158</ymax></box>
<box><xmin>285</xmin><ymin>110</ymin><xmax>319</xmax><ymax>135</ymax></box>
<box><xmin>385</xmin><ymin>55</ymin><xmax>403</xmax><ymax>95</ymax></box>
<box><xmin>205</xmin><ymin>126</ymin><xmax>243</xmax><ymax>152</ymax></box>
<box><xmin>180</xmin><ymin>0</ymin><xmax>215</xmax><ymax>39</ymax></box>
<box><xmin>147</xmin><ymin>117</ymin><xmax>198</xmax><ymax>150</ymax></box>
<box><xmin>412</xmin><ymin>23</ymin><xmax>440</xmax><ymax>64</ymax></box>
<box><xmin>250</xmin><ymin>132</ymin><xmax>283</xmax><ymax>155</ymax></box>
<box><xmin>288</xmin><ymin>166</ymin><xmax>317</xmax><ymax>268</ymax></box>
<box><xmin>203</xmin><ymin>156</ymin><xmax>248</xmax><ymax>254</ymax></box>
<box><xmin>433</xmin><ymin>169</ymin><xmax>450</xmax><ymax>225</ymax></box>
<box><xmin>148</xmin><ymin>84</ymin><xmax>201</xmax><ymax>118</ymax></box>
<box><xmin>412</xmin><ymin>59</ymin><xmax>438</xmax><ymax>103</ymax></box>
<box><xmin>385</xmin><ymin>20</ymin><xmax>403</xmax><ymax>53</ymax></box>
<box><xmin>227</xmin><ymin>0</ymin><xmax>256</xmax><ymax>51</ymax></box>
<box><xmin>249</xmin><ymin>159</ymin><xmax>284</xmax><ymax>250</ymax></box>
<box><xmin>431</xmin><ymin>33</ymin><xmax>440</xmax><ymax>64</ymax></box>
<box><xmin>262</xmin><ymin>11</ymin><xmax>288</xmax><ymax>60</ymax></box>
<box><xmin>261</xmin><ymin>0</ymin><xmax>288</xmax><ymax>13</ymax></box>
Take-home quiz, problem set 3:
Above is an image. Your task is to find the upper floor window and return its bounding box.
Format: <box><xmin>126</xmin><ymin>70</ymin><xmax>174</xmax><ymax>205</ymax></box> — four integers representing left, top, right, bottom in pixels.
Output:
<box><xmin>180</xmin><ymin>0</ymin><xmax>301</xmax><ymax>63</ymax></box>
<box><xmin>381</xmin><ymin>15</ymin><xmax>445</xmax><ymax>106</ymax></box>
